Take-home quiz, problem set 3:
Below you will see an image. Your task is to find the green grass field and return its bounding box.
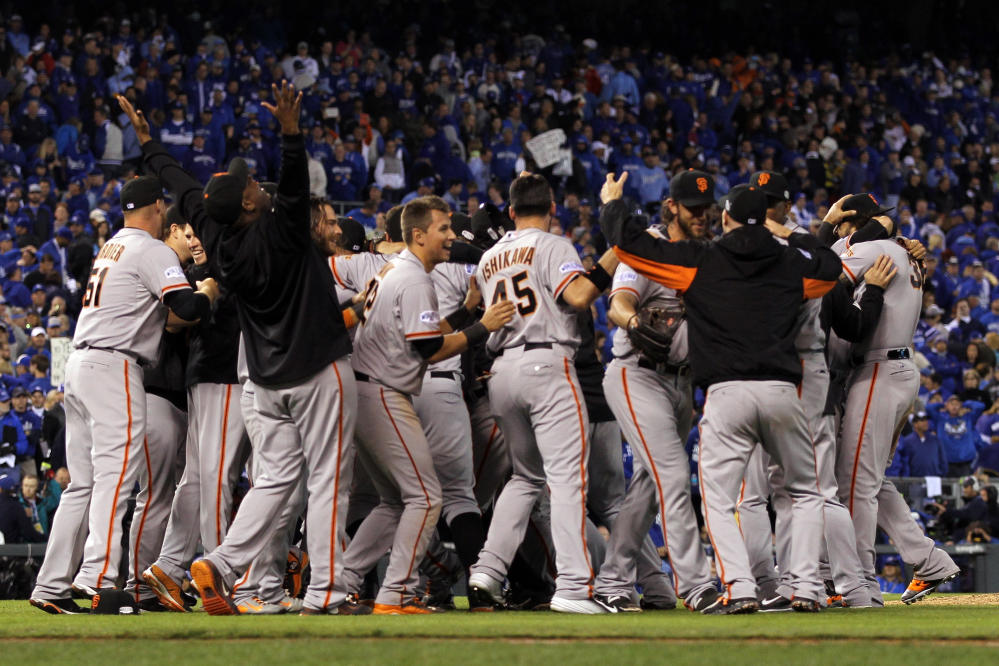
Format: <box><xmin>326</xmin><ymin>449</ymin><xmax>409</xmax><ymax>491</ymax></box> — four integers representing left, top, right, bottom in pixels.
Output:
<box><xmin>3</xmin><ymin>596</ymin><xmax>997</xmax><ymax>664</ymax></box>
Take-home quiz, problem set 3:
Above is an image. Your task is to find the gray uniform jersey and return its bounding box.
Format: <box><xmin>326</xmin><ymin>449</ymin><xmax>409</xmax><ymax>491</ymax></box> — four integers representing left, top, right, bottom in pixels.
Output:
<box><xmin>782</xmin><ymin>223</ymin><xmax>826</xmax><ymax>353</ymax></box>
<box><xmin>352</xmin><ymin>249</ymin><xmax>442</xmax><ymax>395</ymax></box>
<box><xmin>608</xmin><ymin>264</ymin><xmax>688</xmax><ymax>365</ymax></box>
<box><xmin>476</xmin><ymin>228</ymin><xmax>583</xmax><ymax>354</ymax></box>
<box><xmin>73</xmin><ymin>228</ymin><xmax>189</xmax><ymax>364</ymax></box>
<box><xmin>428</xmin><ymin>262</ymin><xmax>473</xmax><ymax>374</ymax></box>
<box><xmin>331</xmin><ymin>252</ymin><xmax>393</xmax><ymax>294</ymax></box>
<box><xmin>840</xmin><ymin>238</ymin><xmax>922</xmax><ymax>352</ymax></box>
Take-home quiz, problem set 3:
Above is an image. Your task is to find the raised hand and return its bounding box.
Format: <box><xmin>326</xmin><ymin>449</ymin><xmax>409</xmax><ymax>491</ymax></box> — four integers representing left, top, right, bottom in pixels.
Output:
<box><xmin>823</xmin><ymin>194</ymin><xmax>857</xmax><ymax>226</ymax></box>
<box><xmin>115</xmin><ymin>94</ymin><xmax>151</xmax><ymax>143</ymax></box>
<box><xmin>261</xmin><ymin>80</ymin><xmax>303</xmax><ymax>136</ymax></box>
<box><xmin>600</xmin><ymin>171</ymin><xmax>628</xmax><ymax>204</ymax></box>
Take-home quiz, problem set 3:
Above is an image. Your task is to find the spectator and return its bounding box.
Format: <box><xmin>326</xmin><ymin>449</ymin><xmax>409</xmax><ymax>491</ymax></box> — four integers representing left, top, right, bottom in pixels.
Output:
<box><xmin>17</xmin><ymin>473</ymin><xmax>55</xmax><ymax>537</ymax></box>
<box><xmin>0</xmin><ymin>468</ymin><xmax>45</xmax><ymax>544</ymax></box>
<box><xmin>927</xmin><ymin>394</ymin><xmax>986</xmax><ymax>477</ymax></box>
<box><xmin>893</xmin><ymin>411</ymin><xmax>949</xmax><ymax>477</ymax></box>
<box><xmin>0</xmin><ymin>386</ymin><xmax>30</xmax><ymax>477</ymax></box>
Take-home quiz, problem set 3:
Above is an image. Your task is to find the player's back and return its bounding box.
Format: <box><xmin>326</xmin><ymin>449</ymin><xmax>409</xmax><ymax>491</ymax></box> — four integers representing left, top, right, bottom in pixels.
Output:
<box><xmin>73</xmin><ymin>228</ymin><xmax>184</xmax><ymax>364</ymax></box>
<box><xmin>476</xmin><ymin>227</ymin><xmax>583</xmax><ymax>354</ymax></box>
<box><xmin>842</xmin><ymin>238</ymin><xmax>922</xmax><ymax>354</ymax></box>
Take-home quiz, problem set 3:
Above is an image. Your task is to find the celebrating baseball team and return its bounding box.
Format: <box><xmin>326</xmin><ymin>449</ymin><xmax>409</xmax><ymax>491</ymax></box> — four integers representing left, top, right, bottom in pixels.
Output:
<box><xmin>26</xmin><ymin>79</ymin><xmax>959</xmax><ymax>617</ymax></box>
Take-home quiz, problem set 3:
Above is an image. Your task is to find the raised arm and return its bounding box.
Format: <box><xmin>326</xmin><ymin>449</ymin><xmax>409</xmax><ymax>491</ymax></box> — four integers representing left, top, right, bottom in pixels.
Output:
<box><xmin>262</xmin><ymin>81</ymin><xmax>309</xmax><ymax>230</ymax></box>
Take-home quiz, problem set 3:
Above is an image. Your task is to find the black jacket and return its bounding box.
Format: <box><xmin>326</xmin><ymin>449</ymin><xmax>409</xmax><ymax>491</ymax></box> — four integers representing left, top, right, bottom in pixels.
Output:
<box><xmin>184</xmin><ymin>262</ymin><xmax>240</xmax><ymax>386</ymax></box>
<box><xmin>604</xmin><ymin>200</ymin><xmax>841</xmax><ymax>390</ymax></box>
<box><xmin>142</xmin><ymin>134</ymin><xmax>350</xmax><ymax>386</ymax></box>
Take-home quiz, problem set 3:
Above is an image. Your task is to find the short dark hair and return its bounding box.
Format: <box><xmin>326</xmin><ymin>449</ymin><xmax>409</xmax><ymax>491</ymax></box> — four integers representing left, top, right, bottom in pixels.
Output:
<box><xmin>32</xmin><ymin>355</ymin><xmax>50</xmax><ymax>373</ymax></box>
<box><xmin>385</xmin><ymin>205</ymin><xmax>404</xmax><ymax>243</ymax></box>
<box><xmin>509</xmin><ymin>174</ymin><xmax>552</xmax><ymax>218</ymax></box>
<box><xmin>401</xmin><ymin>196</ymin><xmax>451</xmax><ymax>244</ymax></box>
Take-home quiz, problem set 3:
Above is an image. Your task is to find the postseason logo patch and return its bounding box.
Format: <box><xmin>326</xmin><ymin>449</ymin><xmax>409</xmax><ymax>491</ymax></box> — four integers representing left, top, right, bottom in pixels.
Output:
<box><xmin>619</xmin><ymin>269</ymin><xmax>639</xmax><ymax>282</ymax></box>
<box><xmin>164</xmin><ymin>265</ymin><xmax>185</xmax><ymax>280</ymax></box>
<box><xmin>559</xmin><ymin>261</ymin><xmax>584</xmax><ymax>275</ymax></box>
<box><xmin>419</xmin><ymin>311</ymin><xmax>440</xmax><ymax>325</ymax></box>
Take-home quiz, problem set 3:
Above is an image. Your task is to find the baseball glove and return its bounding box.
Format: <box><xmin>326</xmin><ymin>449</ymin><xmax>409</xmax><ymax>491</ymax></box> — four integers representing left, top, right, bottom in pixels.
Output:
<box><xmin>627</xmin><ymin>306</ymin><xmax>684</xmax><ymax>363</ymax></box>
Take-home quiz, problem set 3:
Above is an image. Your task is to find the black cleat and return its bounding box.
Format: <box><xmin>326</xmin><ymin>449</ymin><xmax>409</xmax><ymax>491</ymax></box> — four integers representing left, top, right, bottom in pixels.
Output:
<box><xmin>791</xmin><ymin>598</ymin><xmax>821</xmax><ymax>612</ymax></box>
<box><xmin>689</xmin><ymin>588</ymin><xmax>721</xmax><ymax>613</ymax></box>
<box><xmin>702</xmin><ymin>596</ymin><xmax>759</xmax><ymax>615</ymax></box>
<box><xmin>760</xmin><ymin>595</ymin><xmax>793</xmax><ymax>612</ymax></box>
<box><xmin>594</xmin><ymin>593</ymin><xmax>642</xmax><ymax>613</ymax></box>
<box><xmin>30</xmin><ymin>597</ymin><xmax>84</xmax><ymax>614</ymax></box>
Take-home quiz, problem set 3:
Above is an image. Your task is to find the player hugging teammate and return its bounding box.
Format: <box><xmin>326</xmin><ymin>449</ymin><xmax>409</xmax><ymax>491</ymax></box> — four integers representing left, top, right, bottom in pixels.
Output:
<box><xmin>27</xmin><ymin>84</ymin><xmax>956</xmax><ymax>616</ymax></box>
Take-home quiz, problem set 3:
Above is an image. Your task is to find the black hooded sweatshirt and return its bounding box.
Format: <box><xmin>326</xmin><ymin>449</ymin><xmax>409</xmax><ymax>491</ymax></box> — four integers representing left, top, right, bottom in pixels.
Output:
<box><xmin>602</xmin><ymin>200</ymin><xmax>842</xmax><ymax>390</ymax></box>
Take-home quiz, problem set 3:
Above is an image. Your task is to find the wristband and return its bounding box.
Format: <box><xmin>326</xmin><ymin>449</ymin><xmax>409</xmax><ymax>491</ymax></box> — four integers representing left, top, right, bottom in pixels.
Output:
<box><xmin>582</xmin><ymin>263</ymin><xmax>612</xmax><ymax>292</ymax></box>
<box><xmin>462</xmin><ymin>321</ymin><xmax>489</xmax><ymax>347</ymax></box>
<box><xmin>446</xmin><ymin>306</ymin><xmax>475</xmax><ymax>331</ymax></box>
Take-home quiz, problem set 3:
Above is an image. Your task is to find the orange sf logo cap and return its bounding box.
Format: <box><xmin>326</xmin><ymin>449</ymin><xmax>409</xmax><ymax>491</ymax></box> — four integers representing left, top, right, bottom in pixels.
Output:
<box><xmin>696</xmin><ymin>177</ymin><xmax>708</xmax><ymax>192</ymax></box>
<box><xmin>757</xmin><ymin>173</ymin><xmax>771</xmax><ymax>185</ymax></box>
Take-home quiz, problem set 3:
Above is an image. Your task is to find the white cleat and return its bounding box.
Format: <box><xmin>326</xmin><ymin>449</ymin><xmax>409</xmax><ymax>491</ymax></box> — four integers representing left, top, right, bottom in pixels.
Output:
<box><xmin>550</xmin><ymin>596</ymin><xmax>607</xmax><ymax>614</ymax></box>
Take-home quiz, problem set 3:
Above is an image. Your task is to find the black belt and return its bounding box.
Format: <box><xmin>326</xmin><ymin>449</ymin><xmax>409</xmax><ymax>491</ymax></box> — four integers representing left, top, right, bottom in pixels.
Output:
<box><xmin>430</xmin><ymin>371</ymin><xmax>458</xmax><ymax>380</ymax></box>
<box><xmin>79</xmin><ymin>346</ymin><xmax>146</xmax><ymax>367</ymax></box>
<box><xmin>637</xmin><ymin>357</ymin><xmax>690</xmax><ymax>376</ymax></box>
<box><xmin>887</xmin><ymin>348</ymin><xmax>911</xmax><ymax>360</ymax></box>
<box><xmin>354</xmin><ymin>371</ymin><xmax>371</xmax><ymax>383</ymax></box>
<box><xmin>496</xmin><ymin>342</ymin><xmax>553</xmax><ymax>356</ymax></box>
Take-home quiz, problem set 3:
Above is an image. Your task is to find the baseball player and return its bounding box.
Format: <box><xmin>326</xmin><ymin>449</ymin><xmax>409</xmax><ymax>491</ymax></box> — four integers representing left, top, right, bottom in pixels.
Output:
<box><xmin>126</xmin><ymin>84</ymin><xmax>359</xmax><ymax>615</ymax></box>
<box><xmin>125</xmin><ymin>214</ymin><xmax>197</xmax><ymax>609</ymax></box>
<box><xmin>605</xmin><ymin>185</ymin><xmax>842</xmax><ymax>613</ymax></box>
<box><xmin>828</xmin><ymin>198</ymin><xmax>961</xmax><ymax>604</ymax></box>
<box><xmin>342</xmin><ymin>195</ymin><xmax>514</xmax><ymax>614</ymax></box>
<box><xmin>735</xmin><ymin>173</ymin><xmax>872</xmax><ymax>610</ymax></box>
<box><xmin>593</xmin><ymin>170</ymin><xmax>719</xmax><ymax>613</ymax></box>
<box><xmin>30</xmin><ymin>176</ymin><xmax>218</xmax><ymax>613</ymax></box>
<box><xmin>467</xmin><ymin>173</ymin><xmax>624</xmax><ymax>615</ymax></box>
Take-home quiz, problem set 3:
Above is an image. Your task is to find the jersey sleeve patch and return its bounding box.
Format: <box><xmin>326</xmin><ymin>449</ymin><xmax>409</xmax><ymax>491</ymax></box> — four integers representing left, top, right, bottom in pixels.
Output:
<box><xmin>419</xmin><ymin>310</ymin><xmax>441</xmax><ymax>325</ymax></box>
<box><xmin>559</xmin><ymin>261</ymin><xmax>584</xmax><ymax>274</ymax></box>
<box><xmin>617</xmin><ymin>269</ymin><xmax>639</xmax><ymax>283</ymax></box>
<box><xmin>164</xmin><ymin>265</ymin><xmax>185</xmax><ymax>280</ymax></box>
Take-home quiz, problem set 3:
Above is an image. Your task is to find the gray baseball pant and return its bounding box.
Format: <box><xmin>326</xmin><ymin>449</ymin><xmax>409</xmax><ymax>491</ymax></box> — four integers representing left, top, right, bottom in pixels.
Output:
<box><xmin>470</xmin><ymin>347</ymin><xmax>596</xmax><ymax>601</ymax></box>
<box><xmin>203</xmin><ymin>359</ymin><xmax>356</xmax><ymax>611</ymax></box>
<box><xmin>469</xmin><ymin>395</ymin><xmax>510</xmax><ymax>510</ymax></box>
<box><xmin>737</xmin><ymin>447</ymin><xmax>779</xmax><ymax>598</ymax></box>
<box><xmin>341</xmin><ymin>380</ymin><xmax>442</xmax><ymax>606</ymax></box>
<box><xmin>413</xmin><ymin>372</ymin><xmax>479</xmax><ymax>523</ymax></box>
<box><xmin>152</xmin><ymin>383</ymin><xmax>250</xmax><ymax>584</ymax></box>
<box><xmin>836</xmin><ymin>358</ymin><xmax>918</xmax><ymax>599</ymax></box>
<box><xmin>699</xmin><ymin>380</ymin><xmax>824</xmax><ymax>602</ymax></box>
<box><xmin>597</xmin><ymin>361</ymin><xmax>711</xmax><ymax>606</ymax></box>
<box><xmin>34</xmin><ymin>349</ymin><xmax>147</xmax><ymax>597</ymax></box>
<box><xmin>126</xmin><ymin>394</ymin><xmax>187</xmax><ymax>600</ymax></box>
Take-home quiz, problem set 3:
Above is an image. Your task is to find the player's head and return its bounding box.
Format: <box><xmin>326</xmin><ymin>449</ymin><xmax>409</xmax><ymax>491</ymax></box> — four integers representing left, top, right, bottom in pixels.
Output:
<box><xmin>402</xmin><ymin>195</ymin><xmax>454</xmax><ymax>265</ymax></box>
<box><xmin>163</xmin><ymin>204</ymin><xmax>194</xmax><ymax>263</ymax></box>
<box><xmin>120</xmin><ymin>176</ymin><xmax>167</xmax><ymax>230</ymax></box>
<box><xmin>718</xmin><ymin>186</ymin><xmax>767</xmax><ymax>234</ymax></box>
<box><xmin>665</xmin><ymin>170</ymin><xmax>714</xmax><ymax>239</ymax></box>
<box><xmin>183</xmin><ymin>224</ymin><xmax>207</xmax><ymax>265</ymax></box>
<box><xmin>203</xmin><ymin>157</ymin><xmax>271</xmax><ymax>229</ymax></box>
<box><xmin>835</xmin><ymin>193</ymin><xmax>894</xmax><ymax>238</ymax></box>
<box><xmin>337</xmin><ymin>217</ymin><xmax>366</xmax><ymax>255</ymax></box>
<box><xmin>310</xmin><ymin>195</ymin><xmax>341</xmax><ymax>257</ymax></box>
<box><xmin>509</xmin><ymin>173</ymin><xmax>555</xmax><ymax>229</ymax></box>
<box><xmin>384</xmin><ymin>205</ymin><xmax>404</xmax><ymax>243</ymax></box>
<box><xmin>749</xmin><ymin>170</ymin><xmax>791</xmax><ymax>222</ymax></box>
<box><xmin>469</xmin><ymin>202</ymin><xmax>511</xmax><ymax>250</ymax></box>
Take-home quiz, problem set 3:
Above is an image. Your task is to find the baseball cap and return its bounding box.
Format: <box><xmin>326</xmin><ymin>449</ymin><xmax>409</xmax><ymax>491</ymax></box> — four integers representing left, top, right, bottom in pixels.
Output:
<box><xmin>120</xmin><ymin>176</ymin><xmax>164</xmax><ymax>212</ymax></box>
<box><xmin>338</xmin><ymin>217</ymin><xmax>366</xmax><ymax>253</ymax></box>
<box><xmin>419</xmin><ymin>177</ymin><xmax>435</xmax><ymax>189</ymax></box>
<box><xmin>56</xmin><ymin>227</ymin><xmax>73</xmax><ymax>240</ymax></box>
<box><xmin>0</xmin><ymin>468</ymin><xmax>18</xmax><ymax>492</ymax></box>
<box><xmin>203</xmin><ymin>158</ymin><xmax>250</xmax><ymax>225</ymax></box>
<box><xmin>11</xmin><ymin>386</ymin><xmax>27</xmax><ymax>398</ymax></box>
<box><xmin>31</xmin><ymin>284</ymin><xmax>45</xmax><ymax>293</ymax></box>
<box><xmin>721</xmin><ymin>186</ymin><xmax>767</xmax><ymax>226</ymax></box>
<box><xmin>470</xmin><ymin>202</ymin><xmax>512</xmax><ymax>250</ymax></box>
<box><xmin>749</xmin><ymin>171</ymin><xmax>790</xmax><ymax>203</ymax></box>
<box><xmin>29</xmin><ymin>382</ymin><xmax>45</xmax><ymax>394</ymax></box>
<box><xmin>450</xmin><ymin>211</ymin><xmax>473</xmax><ymax>242</ymax></box>
<box><xmin>839</xmin><ymin>193</ymin><xmax>894</xmax><ymax>222</ymax></box>
<box><xmin>91</xmin><ymin>589</ymin><xmax>139</xmax><ymax>615</ymax></box>
<box><xmin>28</xmin><ymin>183</ymin><xmax>41</xmax><ymax>193</ymax></box>
<box><xmin>912</xmin><ymin>411</ymin><xmax>929</xmax><ymax>421</ymax></box>
<box><xmin>669</xmin><ymin>170</ymin><xmax>715</xmax><ymax>207</ymax></box>
<box><xmin>925</xmin><ymin>304</ymin><xmax>944</xmax><ymax>317</ymax></box>
<box><xmin>31</xmin><ymin>327</ymin><xmax>47</xmax><ymax>338</ymax></box>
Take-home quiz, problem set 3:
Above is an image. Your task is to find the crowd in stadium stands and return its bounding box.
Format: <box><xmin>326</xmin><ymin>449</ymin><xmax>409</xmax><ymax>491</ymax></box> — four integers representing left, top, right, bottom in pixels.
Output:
<box><xmin>0</xmin><ymin>11</ymin><xmax>998</xmax><ymax>551</ymax></box>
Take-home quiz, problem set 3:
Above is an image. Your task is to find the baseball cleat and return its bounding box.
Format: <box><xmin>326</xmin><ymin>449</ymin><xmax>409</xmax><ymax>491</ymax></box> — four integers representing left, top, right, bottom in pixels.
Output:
<box><xmin>70</xmin><ymin>583</ymin><xmax>98</xmax><ymax>600</ymax></box>
<box><xmin>467</xmin><ymin>572</ymin><xmax>505</xmax><ymax>609</ymax></box>
<box><xmin>688</xmin><ymin>588</ymin><xmax>721</xmax><ymax>613</ymax></box>
<box><xmin>826</xmin><ymin>595</ymin><xmax>846</xmax><ymax>608</ymax></box>
<box><xmin>594</xmin><ymin>593</ymin><xmax>641</xmax><ymax>613</ymax></box>
<box><xmin>279</xmin><ymin>596</ymin><xmax>304</xmax><ymax>614</ymax></box>
<box><xmin>702</xmin><ymin>597</ymin><xmax>759</xmax><ymax>615</ymax></box>
<box><xmin>142</xmin><ymin>565</ymin><xmax>191</xmax><ymax>613</ymax></box>
<box><xmin>190</xmin><ymin>559</ymin><xmax>238</xmax><ymax>616</ymax></box>
<box><xmin>29</xmin><ymin>597</ymin><xmax>84</xmax><ymax>614</ymax></box>
<box><xmin>137</xmin><ymin>597</ymin><xmax>169</xmax><ymax>612</ymax></box>
<box><xmin>640</xmin><ymin>596</ymin><xmax>679</xmax><ymax>611</ymax></box>
<box><xmin>373</xmin><ymin>598</ymin><xmax>444</xmax><ymax>615</ymax></box>
<box><xmin>236</xmin><ymin>595</ymin><xmax>286</xmax><ymax>615</ymax></box>
<box><xmin>550</xmin><ymin>596</ymin><xmax>607</xmax><ymax>614</ymax></box>
<box><xmin>759</xmin><ymin>595</ymin><xmax>793</xmax><ymax>612</ymax></box>
<box><xmin>791</xmin><ymin>598</ymin><xmax>821</xmax><ymax>612</ymax></box>
<box><xmin>900</xmin><ymin>571</ymin><xmax>959</xmax><ymax>604</ymax></box>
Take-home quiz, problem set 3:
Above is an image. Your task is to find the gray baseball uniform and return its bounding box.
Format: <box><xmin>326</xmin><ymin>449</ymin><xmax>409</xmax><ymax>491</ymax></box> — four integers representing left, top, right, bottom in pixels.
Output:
<box><xmin>469</xmin><ymin>227</ymin><xmax>596</xmax><ymax>601</ymax></box>
<box><xmin>836</xmin><ymin>237</ymin><xmax>922</xmax><ymax>596</ymax></box>
<box><xmin>343</xmin><ymin>249</ymin><xmax>444</xmax><ymax>607</ymax></box>
<box><xmin>33</xmin><ymin>229</ymin><xmax>191</xmax><ymax>599</ymax></box>
<box><xmin>595</xmin><ymin>264</ymin><xmax>714</xmax><ymax>607</ymax></box>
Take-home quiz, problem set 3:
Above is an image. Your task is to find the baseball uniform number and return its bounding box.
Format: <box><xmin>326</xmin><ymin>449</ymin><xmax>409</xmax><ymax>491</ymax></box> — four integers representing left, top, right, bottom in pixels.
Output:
<box><xmin>907</xmin><ymin>256</ymin><xmax>923</xmax><ymax>289</ymax></box>
<box><xmin>82</xmin><ymin>267</ymin><xmax>111</xmax><ymax>308</ymax></box>
<box><xmin>491</xmin><ymin>271</ymin><xmax>537</xmax><ymax>315</ymax></box>
<box><xmin>359</xmin><ymin>278</ymin><xmax>381</xmax><ymax>324</ymax></box>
